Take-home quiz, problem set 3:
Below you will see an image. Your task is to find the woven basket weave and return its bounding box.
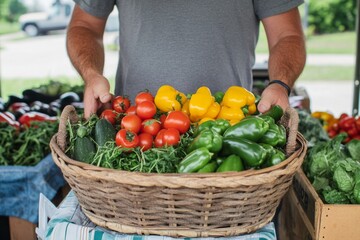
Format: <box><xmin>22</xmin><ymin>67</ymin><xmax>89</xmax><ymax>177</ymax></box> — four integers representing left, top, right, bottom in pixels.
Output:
<box><xmin>50</xmin><ymin>105</ymin><xmax>307</xmax><ymax>238</ymax></box>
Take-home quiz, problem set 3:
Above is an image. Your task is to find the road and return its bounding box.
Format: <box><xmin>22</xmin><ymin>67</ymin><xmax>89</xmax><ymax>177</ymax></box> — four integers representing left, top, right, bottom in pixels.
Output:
<box><xmin>0</xmin><ymin>32</ymin><xmax>357</xmax><ymax>116</ymax></box>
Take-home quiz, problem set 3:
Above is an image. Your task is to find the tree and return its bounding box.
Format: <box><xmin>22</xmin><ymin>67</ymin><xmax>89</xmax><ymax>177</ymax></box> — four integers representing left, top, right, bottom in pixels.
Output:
<box><xmin>308</xmin><ymin>0</ymin><xmax>357</xmax><ymax>34</ymax></box>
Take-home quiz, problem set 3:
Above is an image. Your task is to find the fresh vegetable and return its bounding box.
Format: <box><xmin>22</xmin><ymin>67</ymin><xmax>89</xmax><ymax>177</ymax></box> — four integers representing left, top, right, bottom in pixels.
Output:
<box><xmin>346</xmin><ymin>139</ymin><xmax>360</xmax><ymax>161</ymax></box>
<box><xmin>221</xmin><ymin>137</ymin><xmax>268</xmax><ymax>167</ymax></box>
<box><xmin>141</xmin><ymin>119</ymin><xmax>161</xmax><ymax>136</ymax></box>
<box><xmin>138</xmin><ymin>132</ymin><xmax>153</xmax><ymax>151</ymax></box>
<box><xmin>74</xmin><ymin>136</ymin><xmax>96</xmax><ymax>163</ymax></box>
<box><xmin>186</xmin><ymin>129</ymin><xmax>223</xmax><ymax>153</ymax></box>
<box><xmin>178</xmin><ymin>147</ymin><xmax>213</xmax><ymax>173</ymax></box>
<box><xmin>94</xmin><ymin>118</ymin><xmax>116</xmax><ymax>146</ymax></box>
<box><xmin>220</xmin><ymin>86</ymin><xmax>257</xmax><ymax>119</ymax></box>
<box><xmin>195</xmin><ymin>118</ymin><xmax>231</xmax><ymax>136</ymax></box>
<box><xmin>154</xmin><ymin>85</ymin><xmax>187</xmax><ymax>112</ymax></box>
<box><xmin>259</xmin><ymin>105</ymin><xmax>284</xmax><ymax>123</ymax></box>
<box><xmin>121</xmin><ymin>114</ymin><xmax>142</xmax><ymax>133</ymax></box>
<box><xmin>0</xmin><ymin>121</ymin><xmax>58</xmax><ymax>166</ymax></box>
<box><xmin>154</xmin><ymin>128</ymin><xmax>181</xmax><ymax>147</ymax></box>
<box><xmin>136</xmin><ymin>100</ymin><xmax>157</xmax><ymax>120</ymax></box>
<box><xmin>135</xmin><ymin>91</ymin><xmax>154</xmax><ymax>105</ymax></box>
<box><xmin>197</xmin><ymin>161</ymin><xmax>218</xmax><ymax>173</ymax></box>
<box><xmin>223</xmin><ymin>116</ymin><xmax>269</xmax><ymax>142</ymax></box>
<box><xmin>188</xmin><ymin>86</ymin><xmax>216</xmax><ymax>122</ymax></box>
<box><xmin>303</xmin><ymin>132</ymin><xmax>360</xmax><ymax>204</ymax></box>
<box><xmin>163</xmin><ymin>110</ymin><xmax>191</xmax><ymax>134</ymax></box>
<box><xmin>260</xmin><ymin>144</ymin><xmax>286</xmax><ymax>168</ymax></box>
<box><xmin>297</xmin><ymin>109</ymin><xmax>330</xmax><ymax>148</ymax></box>
<box><xmin>216</xmin><ymin>154</ymin><xmax>244</xmax><ymax>172</ymax></box>
<box><xmin>115</xmin><ymin>129</ymin><xmax>140</xmax><ymax>149</ymax></box>
<box><xmin>112</xmin><ymin>95</ymin><xmax>131</xmax><ymax>113</ymax></box>
<box><xmin>259</xmin><ymin>121</ymin><xmax>286</xmax><ymax>147</ymax></box>
<box><xmin>100</xmin><ymin>109</ymin><xmax>119</xmax><ymax>125</ymax></box>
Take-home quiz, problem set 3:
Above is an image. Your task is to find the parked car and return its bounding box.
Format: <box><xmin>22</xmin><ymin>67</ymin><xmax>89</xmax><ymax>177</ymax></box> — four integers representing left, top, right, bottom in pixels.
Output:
<box><xmin>19</xmin><ymin>3</ymin><xmax>119</xmax><ymax>37</ymax></box>
<box><xmin>19</xmin><ymin>2</ymin><xmax>74</xmax><ymax>37</ymax></box>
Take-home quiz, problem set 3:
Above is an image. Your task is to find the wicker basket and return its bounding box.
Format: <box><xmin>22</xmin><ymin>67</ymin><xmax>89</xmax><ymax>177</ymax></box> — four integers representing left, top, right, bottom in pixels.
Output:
<box><xmin>50</xmin><ymin>105</ymin><xmax>307</xmax><ymax>238</ymax></box>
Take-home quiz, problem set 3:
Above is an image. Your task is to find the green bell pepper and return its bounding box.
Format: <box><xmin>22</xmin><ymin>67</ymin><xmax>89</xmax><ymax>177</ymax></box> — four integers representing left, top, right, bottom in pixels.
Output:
<box><xmin>223</xmin><ymin>116</ymin><xmax>269</xmax><ymax>142</ymax></box>
<box><xmin>259</xmin><ymin>122</ymin><xmax>286</xmax><ymax>147</ymax></box>
<box><xmin>216</xmin><ymin>154</ymin><xmax>244</xmax><ymax>172</ymax></box>
<box><xmin>195</xmin><ymin>118</ymin><xmax>231</xmax><ymax>136</ymax></box>
<box><xmin>221</xmin><ymin>137</ymin><xmax>269</xmax><ymax>167</ymax></box>
<box><xmin>260</xmin><ymin>143</ymin><xmax>286</xmax><ymax>168</ymax></box>
<box><xmin>178</xmin><ymin>147</ymin><xmax>213</xmax><ymax>173</ymax></box>
<box><xmin>197</xmin><ymin>161</ymin><xmax>218</xmax><ymax>173</ymax></box>
<box><xmin>187</xmin><ymin>129</ymin><xmax>223</xmax><ymax>153</ymax></box>
<box><xmin>259</xmin><ymin>105</ymin><xmax>284</xmax><ymax>122</ymax></box>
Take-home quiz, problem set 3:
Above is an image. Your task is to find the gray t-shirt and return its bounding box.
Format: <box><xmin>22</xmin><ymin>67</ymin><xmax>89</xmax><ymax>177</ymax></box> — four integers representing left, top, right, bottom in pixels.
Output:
<box><xmin>74</xmin><ymin>0</ymin><xmax>303</xmax><ymax>99</ymax></box>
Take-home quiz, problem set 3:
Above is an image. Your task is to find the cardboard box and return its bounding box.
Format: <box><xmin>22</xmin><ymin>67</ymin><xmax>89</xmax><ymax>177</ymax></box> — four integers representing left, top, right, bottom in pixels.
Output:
<box><xmin>278</xmin><ymin>169</ymin><xmax>360</xmax><ymax>240</ymax></box>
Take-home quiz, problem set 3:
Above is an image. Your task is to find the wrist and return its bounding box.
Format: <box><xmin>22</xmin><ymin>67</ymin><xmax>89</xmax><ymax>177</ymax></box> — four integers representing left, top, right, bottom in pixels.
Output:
<box><xmin>268</xmin><ymin>80</ymin><xmax>291</xmax><ymax>96</ymax></box>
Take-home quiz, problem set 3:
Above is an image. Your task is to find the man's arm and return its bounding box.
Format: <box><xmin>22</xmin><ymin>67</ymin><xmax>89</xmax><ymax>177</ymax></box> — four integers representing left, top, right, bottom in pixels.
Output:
<box><xmin>66</xmin><ymin>5</ymin><xmax>112</xmax><ymax>118</ymax></box>
<box><xmin>257</xmin><ymin>7</ymin><xmax>306</xmax><ymax>112</ymax></box>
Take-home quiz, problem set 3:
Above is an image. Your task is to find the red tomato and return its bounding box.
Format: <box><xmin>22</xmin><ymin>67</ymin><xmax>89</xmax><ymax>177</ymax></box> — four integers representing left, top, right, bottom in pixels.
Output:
<box><xmin>154</xmin><ymin>128</ymin><xmax>180</xmax><ymax>147</ymax></box>
<box><xmin>115</xmin><ymin>129</ymin><xmax>139</xmax><ymax>148</ymax></box>
<box><xmin>126</xmin><ymin>105</ymin><xmax>137</xmax><ymax>115</ymax></box>
<box><xmin>100</xmin><ymin>109</ymin><xmax>118</xmax><ymax>125</ymax></box>
<box><xmin>135</xmin><ymin>91</ymin><xmax>154</xmax><ymax>105</ymax></box>
<box><xmin>163</xmin><ymin>111</ymin><xmax>190</xmax><ymax>134</ymax></box>
<box><xmin>121</xmin><ymin>114</ymin><xmax>142</xmax><ymax>133</ymax></box>
<box><xmin>141</xmin><ymin>119</ymin><xmax>161</xmax><ymax>136</ymax></box>
<box><xmin>112</xmin><ymin>96</ymin><xmax>131</xmax><ymax>113</ymax></box>
<box><xmin>162</xmin><ymin>128</ymin><xmax>181</xmax><ymax>146</ymax></box>
<box><xmin>136</xmin><ymin>101</ymin><xmax>157</xmax><ymax>120</ymax></box>
<box><xmin>159</xmin><ymin>114</ymin><xmax>167</xmax><ymax>128</ymax></box>
<box><xmin>154</xmin><ymin>129</ymin><xmax>166</xmax><ymax>148</ymax></box>
<box><xmin>138</xmin><ymin>132</ymin><xmax>153</xmax><ymax>151</ymax></box>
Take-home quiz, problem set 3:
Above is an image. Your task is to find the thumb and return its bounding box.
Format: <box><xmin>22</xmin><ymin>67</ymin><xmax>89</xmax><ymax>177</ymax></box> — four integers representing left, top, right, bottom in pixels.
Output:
<box><xmin>257</xmin><ymin>93</ymin><xmax>276</xmax><ymax>113</ymax></box>
<box><xmin>94</xmin><ymin>81</ymin><xmax>112</xmax><ymax>104</ymax></box>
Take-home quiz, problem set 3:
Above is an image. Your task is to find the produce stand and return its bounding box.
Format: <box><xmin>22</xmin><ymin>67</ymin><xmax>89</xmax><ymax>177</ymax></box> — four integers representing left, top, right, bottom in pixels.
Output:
<box><xmin>277</xmin><ymin>169</ymin><xmax>360</xmax><ymax>240</ymax></box>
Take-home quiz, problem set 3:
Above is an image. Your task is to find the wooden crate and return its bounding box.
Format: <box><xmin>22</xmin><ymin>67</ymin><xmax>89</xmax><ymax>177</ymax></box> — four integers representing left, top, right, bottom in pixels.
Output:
<box><xmin>278</xmin><ymin>169</ymin><xmax>360</xmax><ymax>240</ymax></box>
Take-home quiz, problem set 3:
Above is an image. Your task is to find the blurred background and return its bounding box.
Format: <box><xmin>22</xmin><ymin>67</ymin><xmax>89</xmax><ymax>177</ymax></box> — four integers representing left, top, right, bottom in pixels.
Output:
<box><xmin>0</xmin><ymin>0</ymin><xmax>358</xmax><ymax>117</ymax></box>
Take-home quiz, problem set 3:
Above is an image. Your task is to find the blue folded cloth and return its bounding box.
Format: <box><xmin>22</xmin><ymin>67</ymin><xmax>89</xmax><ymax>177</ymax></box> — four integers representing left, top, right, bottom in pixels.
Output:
<box><xmin>0</xmin><ymin>154</ymin><xmax>66</xmax><ymax>223</ymax></box>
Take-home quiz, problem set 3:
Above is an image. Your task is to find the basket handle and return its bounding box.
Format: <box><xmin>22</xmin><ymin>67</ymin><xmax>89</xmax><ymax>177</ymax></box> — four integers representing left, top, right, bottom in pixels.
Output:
<box><xmin>280</xmin><ymin>107</ymin><xmax>299</xmax><ymax>157</ymax></box>
<box><xmin>57</xmin><ymin>105</ymin><xmax>79</xmax><ymax>152</ymax></box>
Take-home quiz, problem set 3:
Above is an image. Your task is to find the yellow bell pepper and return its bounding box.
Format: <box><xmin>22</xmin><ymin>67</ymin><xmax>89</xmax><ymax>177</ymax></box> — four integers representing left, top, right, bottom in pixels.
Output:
<box><xmin>154</xmin><ymin>85</ymin><xmax>187</xmax><ymax>112</ymax></box>
<box><xmin>189</xmin><ymin>86</ymin><xmax>215</xmax><ymax>122</ymax></box>
<box><xmin>311</xmin><ymin>111</ymin><xmax>335</xmax><ymax>130</ymax></box>
<box><xmin>202</xmin><ymin>102</ymin><xmax>221</xmax><ymax>119</ymax></box>
<box><xmin>221</xmin><ymin>86</ymin><xmax>256</xmax><ymax>109</ymax></box>
<box><xmin>217</xmin><ymin>86</ymin><xmax>256</xmax><ymax>122</ymax></box>
<box><xmin>217</xmin><ymin>105</ymin><xmax>244</xmax><ymax>124</ymax></box>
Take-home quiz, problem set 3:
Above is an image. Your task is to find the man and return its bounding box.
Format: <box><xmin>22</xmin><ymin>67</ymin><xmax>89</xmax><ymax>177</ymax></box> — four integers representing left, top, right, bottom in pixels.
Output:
<box><xmin>66</xmin><ymin>1</ymin><xmax>306</xmax><ymax>118</ymax></box>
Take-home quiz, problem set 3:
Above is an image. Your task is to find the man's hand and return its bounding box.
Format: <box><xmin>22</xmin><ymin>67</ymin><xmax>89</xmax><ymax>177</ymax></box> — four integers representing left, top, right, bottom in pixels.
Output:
<box><xmin>83</xmin><ymin>75</ymin><xmax>112</xmax><ymax>118</ymax></box>
<box><xmin>257</xmin><ymin>83</ymin><xmax>289</xmax><ymax>113</ymax></box>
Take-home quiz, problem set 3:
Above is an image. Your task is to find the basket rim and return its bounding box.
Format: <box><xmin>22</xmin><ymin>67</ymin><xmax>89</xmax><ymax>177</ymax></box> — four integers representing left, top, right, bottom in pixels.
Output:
<box><xmin>50</xmin><ymin>132</ymin><xmax>307</xmax><ymax>188</ymax></box>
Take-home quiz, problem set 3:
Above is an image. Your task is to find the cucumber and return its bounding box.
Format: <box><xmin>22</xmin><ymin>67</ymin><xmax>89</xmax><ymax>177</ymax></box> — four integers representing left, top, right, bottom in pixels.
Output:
<box><xmin>73</xmin><ymin>137</ymin><xmax>96</xmax><ymax>163</ymax></box>
<box><xmin>94</xmin><ymin>118</ymin><xmax>116</xmax><ymax>146</ymax></box>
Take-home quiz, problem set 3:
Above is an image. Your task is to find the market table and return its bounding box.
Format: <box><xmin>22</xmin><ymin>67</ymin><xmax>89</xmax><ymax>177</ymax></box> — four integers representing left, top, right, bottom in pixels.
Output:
<box><xmin>37</xmin><ymin>190</ymin><xmax>277</xmax><ymax>240</ymax></box>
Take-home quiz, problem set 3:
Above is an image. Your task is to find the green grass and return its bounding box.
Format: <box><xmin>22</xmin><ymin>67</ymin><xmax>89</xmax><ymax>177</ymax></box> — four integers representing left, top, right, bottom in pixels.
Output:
<box><xmin>256</xmin><ymin>26</ymin><xmax>356</xmax><ymax>54</ymax></box>
<box><xmin>298</xmin><ymin>65</ymin><xmax>355</xmax><ymax>81</ymax></box>
<box><xmin>0</xmin><ymin>21</ymin><xmax>20</xmax><ymax>35</ymax></box>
